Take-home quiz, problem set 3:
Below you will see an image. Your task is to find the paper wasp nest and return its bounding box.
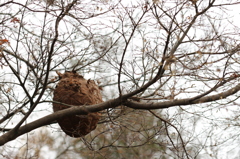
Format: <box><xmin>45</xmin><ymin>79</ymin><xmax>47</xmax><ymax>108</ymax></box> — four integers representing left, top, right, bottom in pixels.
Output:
<box><xmin>53</xmin><ymin>71</ymin><xmax>102</xmax><ymax>137</ymax></box>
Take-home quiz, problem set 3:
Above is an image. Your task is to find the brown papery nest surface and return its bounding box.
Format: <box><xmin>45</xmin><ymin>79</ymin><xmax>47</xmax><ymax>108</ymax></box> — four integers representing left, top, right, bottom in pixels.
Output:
<box><xmin>53</xmin><ymin>71</ymin><xmax>102</xmax><ymax>137</ymax></box>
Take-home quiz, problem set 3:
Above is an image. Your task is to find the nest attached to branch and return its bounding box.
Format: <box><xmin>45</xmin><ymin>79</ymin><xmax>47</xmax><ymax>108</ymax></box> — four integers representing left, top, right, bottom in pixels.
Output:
<box><xmin>53</xmin><ymin>71</ymin><xmax>102</xmax><ymax>137</ymax></box>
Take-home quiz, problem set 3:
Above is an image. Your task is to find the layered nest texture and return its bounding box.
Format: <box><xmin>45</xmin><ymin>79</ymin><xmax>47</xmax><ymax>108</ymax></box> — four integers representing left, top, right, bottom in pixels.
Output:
<box><xmin>53</xmin><ymin>71</ymin><xmax>102</xmax><ymax>137</ymax></box>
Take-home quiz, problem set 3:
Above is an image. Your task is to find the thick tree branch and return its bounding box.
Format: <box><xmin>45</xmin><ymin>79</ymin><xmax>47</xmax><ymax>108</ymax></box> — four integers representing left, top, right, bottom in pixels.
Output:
<box><xmin>125</xmin><ymin>83</ymin><xmax>240</xmax><ymax>109</ymax></box>
<box><xmin>0</xmin><ymin>98</ymin><xmax>122</xmax><ymax>146</ymax></box>
<box><xmin>0</xmin><ymin>82</ymin><xmax>239</xmax><ymax>146</ymax></box>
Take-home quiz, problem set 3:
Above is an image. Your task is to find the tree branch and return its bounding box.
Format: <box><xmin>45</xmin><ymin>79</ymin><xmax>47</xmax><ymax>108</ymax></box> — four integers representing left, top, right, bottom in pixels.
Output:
<box><xmin>0</xmin><ymin>81</ymin><xmax>239</xmax><ymax>146</ymax></box>
<box><xmin>125</xmin><ymin>83</ymin><xmax>240</xmax><ymax>109</ymax></box>
<box><xmin>0</xmin><ymin>98</ymin><xmax>122</xmax><ymax>146</ymax></box>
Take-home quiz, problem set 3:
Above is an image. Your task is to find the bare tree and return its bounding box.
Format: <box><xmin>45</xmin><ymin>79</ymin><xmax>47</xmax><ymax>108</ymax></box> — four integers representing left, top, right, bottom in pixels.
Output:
<box><xmin>0</xmin><ymin>0</ymin><xmax>240</xmax><ymax>158</ymax></box>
